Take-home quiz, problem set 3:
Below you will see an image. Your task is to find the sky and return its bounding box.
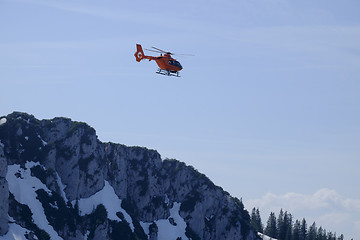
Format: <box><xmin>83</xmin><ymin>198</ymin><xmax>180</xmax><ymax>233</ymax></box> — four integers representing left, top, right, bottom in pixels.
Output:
<box><xmin>1</xmin><ymin>0</ymin><xmax>360</xmax><ymax>238</ymax></box>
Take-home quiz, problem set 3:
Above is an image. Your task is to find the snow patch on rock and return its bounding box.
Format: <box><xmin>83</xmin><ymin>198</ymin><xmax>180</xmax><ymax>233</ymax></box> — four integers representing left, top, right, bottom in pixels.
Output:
<box><xmin>258</xmin><ymin>232</ymin><xmax>278</xmax><ymax>240</ymax></box>
<box><xmin>141</xmin><ymin>202</ymin><xmax>189</xmax><ymax>240</ymax></box>
<box><xmin>0</xmin><ymin>118</ymin><xmax>6</xmax><ymax>126</ymax></box>
<box><xmin>6</xmin><ymin>162</ymin><xmax>62</xmax><ymax>240</ymax></box>
<box><xmin>73</xmin><ymin>180</ymin><xmax>134</xmax><ymax>231</ymax></box>
<box><xmin>55</xmin><ymin>172</ymin><xmax>68</xmax><ymax>203</ymax></box>
<box><xmin>1</xmin><ymin>217</ymin><xmax>33</xmax><ymax>240</ymax></box>
<box><xmin>37</xmin><ymin>134</ymin><xmax>47</xmax><ymax>146</ymax></box>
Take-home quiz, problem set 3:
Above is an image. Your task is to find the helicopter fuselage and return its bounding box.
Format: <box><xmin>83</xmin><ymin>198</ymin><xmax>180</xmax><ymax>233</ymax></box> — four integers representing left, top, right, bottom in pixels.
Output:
<box><xmin>153</xmin><ymin>54</ymin><xmax>182</xmax><ymax>73</ymax></box>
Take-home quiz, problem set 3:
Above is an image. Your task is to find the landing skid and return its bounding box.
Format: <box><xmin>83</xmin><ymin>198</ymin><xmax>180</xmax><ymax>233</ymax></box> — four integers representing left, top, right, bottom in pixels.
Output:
<box><xmin>156</xmin><ymin>68</ymin><xmax>180</xmax><ymax>77</ymax></box>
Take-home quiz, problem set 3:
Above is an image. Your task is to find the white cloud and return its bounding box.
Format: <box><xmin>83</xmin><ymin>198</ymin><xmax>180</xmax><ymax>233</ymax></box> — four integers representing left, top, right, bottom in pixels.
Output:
<box><xmin>246</xmin><ymin>188</ymin><xmax>360</xmax><ymax>212</ymax></box>
<box><xmin>317</xmin><ymin>212</ymin><xmax>350</xmax><ymax>227</ymax></box>
<box><xmin>354</xmin><ymin>221</ymin><xmax>360</xmax><ymax>236</ymax></box>
<box><xmin>245</xmin><ymin>189</ymin><xmax>360</xmax><ymax>238</ymax></box>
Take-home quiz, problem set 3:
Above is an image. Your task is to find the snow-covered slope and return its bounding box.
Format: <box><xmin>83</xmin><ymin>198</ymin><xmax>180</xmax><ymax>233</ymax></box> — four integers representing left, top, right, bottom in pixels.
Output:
<box><xmin>74</xmin><ymin>181</ymin><xmax>134</xmax><ymax>231</ymax></box>
<box><xmin>258</xmin><ymin>232</ymin><xmax>278</xmax><ymax>240</ymax></box>
<box><xmin>1</xmin><ymin>216</ymin><xmax>32</xmax><ymax>240</ymax></box>
<box><xmin>140</xmin><ymin>203</ymin><xmax>187</xmax><ymax>240</ymax></box>
<box><xmin>7</xmin><ymin>162</ymin><xmax>62</xmax><ymax>240</ymax></box>
<box><xmin>0</xmin><ymin>112</ymin><xmax>259</xmax><ymax>240</ymax></box>
<box><xmin>5</xmin><ymin>163</ymin><xmax>188</xmax><ymax>240</ymax></box>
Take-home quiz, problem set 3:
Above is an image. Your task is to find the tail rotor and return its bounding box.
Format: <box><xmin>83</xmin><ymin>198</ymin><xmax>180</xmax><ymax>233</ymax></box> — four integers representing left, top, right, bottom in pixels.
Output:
<box><xmin>134</xmin><ymin>44</ymin><xmax>145</xmax><ymax>62</ymax></box>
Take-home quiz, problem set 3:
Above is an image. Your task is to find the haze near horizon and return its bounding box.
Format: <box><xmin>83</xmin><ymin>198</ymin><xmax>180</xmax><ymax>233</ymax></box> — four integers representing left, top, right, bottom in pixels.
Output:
<box><xmin>1</xmin><ymin>0</ymin><xmax>359</xmax><ymax>238</ymax></box>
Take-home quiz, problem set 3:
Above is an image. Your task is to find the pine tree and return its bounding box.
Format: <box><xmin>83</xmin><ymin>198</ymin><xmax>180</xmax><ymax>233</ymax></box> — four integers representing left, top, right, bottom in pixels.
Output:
<box><xmin>292</xmin><ymin>220</ymin><xmax>300</xmax><ymax>240</ymax></box>
<box><xmin>265</xmin><ymin>212</ymin><xmax>277</xmax><ymax>238</ymax></box>
<box><xmin>317</xmin><ymin>227</ymin><xmax>326</xmax><ymax>240</ymax></box>
<box><xmin>277</xmin><ymin>209</ymin><xmax>285</xmax><ymax>240</ymax></box>
<box><xmin>337</xmin><ymin>234</ymin><xmax>344</xmax><ymax>240</ymax></box>
<box><xmin>250</xmin><ymin>208</ymin><xmax>263</xmax><ymax>233</ymax></box>
<box><xmin>326</xmin><ymin>232</ymin><xmax>336</xmax><ymax>240</ymax></box>
<box><xmin>277</xmin><ymin>209</ymin><xmax>293</xmax><ymax>240</ymax></box>
<box><xmin>251</xmin><ymin>208</ymin><xmax>257</xmax><ymax>229</ymax></box>
<box><xmin>307</xmin><ymin>222</ymin><xmax>317</xmax><ymax>240</ymax></box>
<box><xmin>256</xmin><ymin>208</ymin><xmax>264</xmax><ymax>233</ymax></box>
<box><xmin>285</xmin><ymin>212</ymin><xmax>293</xmax><ymax>240</ymax></box>
<box><xmin>299</xmin><ymin>218</ymin><xmax>307</xmax><ymax>240</ymax></box>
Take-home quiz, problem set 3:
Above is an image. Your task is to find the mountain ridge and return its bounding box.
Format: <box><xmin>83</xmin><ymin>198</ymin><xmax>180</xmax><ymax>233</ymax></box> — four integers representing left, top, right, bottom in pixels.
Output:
<box><xmin>0</xmin><ymin>112</ymin><xmax>259</xmax><ymax>240</ymax></box>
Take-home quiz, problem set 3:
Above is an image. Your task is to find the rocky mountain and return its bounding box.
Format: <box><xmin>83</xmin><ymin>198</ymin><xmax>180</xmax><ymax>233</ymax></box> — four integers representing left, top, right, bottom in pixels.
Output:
<box><xmin>0</xmin><ymin>112</ymin><xmax>259</xmax><ymax>240</ymax></box>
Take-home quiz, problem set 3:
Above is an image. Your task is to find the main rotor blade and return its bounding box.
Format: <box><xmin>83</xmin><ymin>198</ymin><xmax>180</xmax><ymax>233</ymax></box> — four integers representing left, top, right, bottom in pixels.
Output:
<box><xmin>173</xmin><ymin>53</ymin><xmax>195</xmax><ymax>57</ymax></box>
<box><xmin>144</xmin><ymin>48</ymin><xmax>163</xmax><ymax>54</ymax></box>
<box><xmin>152</xmin><ymin>46</ymin><xmax>168</xmax><ymax>54</ymax></box>
<box><xmin>149</xmin><ymin>46</ymin><xmax>194</xmax><ymax>56</ymax></box>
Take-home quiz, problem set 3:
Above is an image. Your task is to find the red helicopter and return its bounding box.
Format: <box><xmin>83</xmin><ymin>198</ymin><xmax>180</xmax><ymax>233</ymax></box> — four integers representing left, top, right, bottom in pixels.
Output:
<box><xmin>134</xmin><ymin>44</ymin><xmax>192</xmax><ymax>77</ymax></box>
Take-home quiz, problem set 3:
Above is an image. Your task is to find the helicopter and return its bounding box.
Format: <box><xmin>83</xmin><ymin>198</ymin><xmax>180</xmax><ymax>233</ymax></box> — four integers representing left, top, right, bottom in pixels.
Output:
<box><xmin>134</xmin><ymin>44</ymin><xmax>192</xmax><ymax>77</ymax></box>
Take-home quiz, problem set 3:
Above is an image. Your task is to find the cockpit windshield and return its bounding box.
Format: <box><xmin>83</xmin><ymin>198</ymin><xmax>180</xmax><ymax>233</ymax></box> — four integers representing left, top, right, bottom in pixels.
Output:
<box><xmin>169</xmin><ymin>60</ymin><xmax>182</xmax><ymax>68</ymax></box>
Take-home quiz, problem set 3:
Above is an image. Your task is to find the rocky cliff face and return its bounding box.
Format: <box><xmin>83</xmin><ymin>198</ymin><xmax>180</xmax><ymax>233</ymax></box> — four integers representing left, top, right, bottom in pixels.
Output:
<box><xmin>0</xmin><ymin>112</ymin><xmax>259</xmax><ymax>240</ymax></box>
<box><xmin>0</xmin><ymin>142</ymin><xmax>9</xmax><ymax>235</ymax></box>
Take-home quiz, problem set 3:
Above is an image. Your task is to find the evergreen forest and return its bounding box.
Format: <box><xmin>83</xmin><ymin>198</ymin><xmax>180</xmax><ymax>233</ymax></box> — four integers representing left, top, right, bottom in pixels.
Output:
<box><xmin>250</xmin><ymin>208</ymin><xmax>348</xmax><ymax>240</ymax></box>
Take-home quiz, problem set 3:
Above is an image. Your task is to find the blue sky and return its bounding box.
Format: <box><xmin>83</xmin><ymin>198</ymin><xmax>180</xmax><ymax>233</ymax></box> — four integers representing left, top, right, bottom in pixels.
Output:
<box><xmin>1</xmin><ymin>0</ymin><xmax>360</xmax><ymax>238</ymax></box>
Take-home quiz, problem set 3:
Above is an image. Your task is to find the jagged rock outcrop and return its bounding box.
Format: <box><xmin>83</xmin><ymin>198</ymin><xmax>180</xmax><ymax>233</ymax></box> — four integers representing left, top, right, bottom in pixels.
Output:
<box><xmin>0</xmin><ymin>112</ymin><xmax>259</xmax><ymax>240</ymax></box>
<box><xmin>0</xmin><ymin>142</ymin><xmax>9</xmax><ymax>235</ymax></box>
